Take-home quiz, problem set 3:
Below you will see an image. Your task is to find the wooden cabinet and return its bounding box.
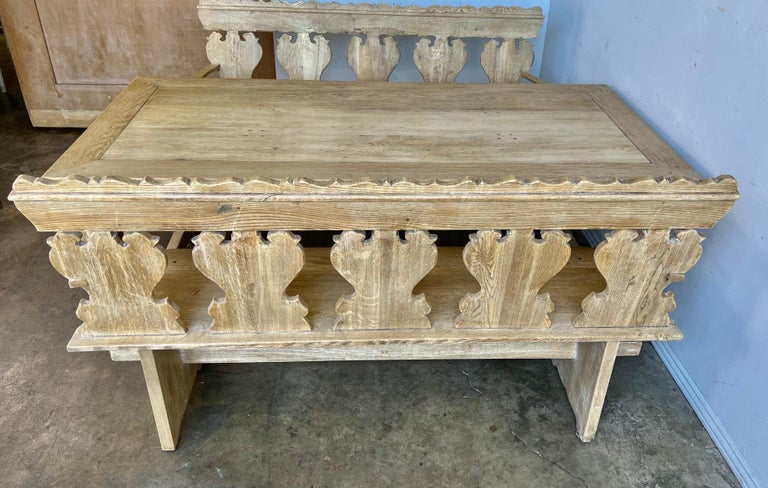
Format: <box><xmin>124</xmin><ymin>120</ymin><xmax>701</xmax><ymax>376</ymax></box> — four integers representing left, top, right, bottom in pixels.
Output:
<box><xmin>0</xmin><ymin>0</ymin><xmax>274</xmax><ymax>127</ymax></box>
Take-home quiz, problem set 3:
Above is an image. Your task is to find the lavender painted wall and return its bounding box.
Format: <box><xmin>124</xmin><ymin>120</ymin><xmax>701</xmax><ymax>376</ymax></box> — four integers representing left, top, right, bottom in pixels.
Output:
<box><xmin>540</xmin><ymin>1</ymin><xmax>768</xmax><ymax>486</ymax></box>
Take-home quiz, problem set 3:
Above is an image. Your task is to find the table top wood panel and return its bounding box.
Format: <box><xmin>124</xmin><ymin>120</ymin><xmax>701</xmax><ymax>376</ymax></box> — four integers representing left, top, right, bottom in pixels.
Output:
<box><xmin>11</xmin><ymin>78</ymin><xmax>738</xmax><ymax>231</ymax></box>
<box><xmin>47</xmin><ymin>79</ymin><xmax>659</xmax><ymax>178</ymax></box>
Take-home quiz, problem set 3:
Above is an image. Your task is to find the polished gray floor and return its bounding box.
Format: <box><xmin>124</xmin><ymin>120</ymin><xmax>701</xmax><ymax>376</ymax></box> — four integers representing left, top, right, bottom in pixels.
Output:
<box><xmin>0</xmin><ymin>38</ymin><xmax>739</xmax><ymax>487</ymax></box>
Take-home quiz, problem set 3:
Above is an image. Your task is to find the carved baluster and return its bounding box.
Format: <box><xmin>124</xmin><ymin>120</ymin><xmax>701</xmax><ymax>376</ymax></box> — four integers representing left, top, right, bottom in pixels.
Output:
<box><xmin>481</xmin><ymin>38</ymin><xmax>534</xmax><ymax>83</ymax></box>
<box><xmin>206</xmin><ymin>31</ymin><xmax>263</xmax><ymax>79</ymax></box>
<box><xmin>191</xmin><ymin>231</ymin><xmax>309</xmax><ymax>333</ymax></box>
<box><xmin>276</xmin><ymin>33</ymin><xmax>332</xmax><ymax>80</ymax></box>
<box><xmin>456</xmin><ymin>230</ymin><xmax>571</xmax><ymax>329</ymax></box>
<box><xmin>331</xmin><ymin>230</ymin><xmax>437</xmax><ymax>330</ymax></box>
<box><xmin>575</xmin><ymin>229</ymin><xmax>704</xmax><ymax>327</ymax></box>
<box><xmin>413</xmin><ymin>36</ymin><xmax>467</xmax><ymax>83</ymax></box>
<box><xmin>347</xmin><ymin>34</ymin><xmax>400</xmax><ymax>81</ymax></box>
<box><xmin>48</xmin><ymin>232</ymin><xmax>185</xmax><ymax>337</ymax></box>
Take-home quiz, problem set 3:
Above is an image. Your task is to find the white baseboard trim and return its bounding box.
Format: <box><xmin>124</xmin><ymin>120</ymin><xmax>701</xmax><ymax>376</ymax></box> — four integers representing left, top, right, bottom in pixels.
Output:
<box><xmin>653</xmin><ymin>341</ymin><xmax>761</xmax><ymax>488</ymax></box>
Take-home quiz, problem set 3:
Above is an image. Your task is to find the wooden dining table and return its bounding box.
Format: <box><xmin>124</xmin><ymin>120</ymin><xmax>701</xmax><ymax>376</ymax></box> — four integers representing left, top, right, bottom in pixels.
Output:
<box><xmin>9</xmin><ymin>77</ymin><xmax>738</xmax><ymax>450</ymax></box>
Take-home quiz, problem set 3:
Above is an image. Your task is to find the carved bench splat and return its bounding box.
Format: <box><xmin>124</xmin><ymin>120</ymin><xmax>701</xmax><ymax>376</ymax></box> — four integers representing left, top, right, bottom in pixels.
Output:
<box><xmin>48</xmin><ymin>232</ymin><xmax>185</xmax><ymax>337</ymax></box>
<box><xmin>277</xmin><ymin>33</ymin><xmax>332</xmax><ymax>80</ymax></box>
<box><xmin>481</xmin><ymin>38</ymin><xmax>534</xmax><ymax>83</ymax></box>
<box><xmin>191</xmin><ymin>231</ymin><xmax>310</xmax><ymax>333</ymax></box>
<box><xmin>575</xmin><ymin>229</ymin><xmax>704</xmax><ymax>328</ymax></box>
<box><xmin>456</xmin><ymin>230</ymin><xmax>571</xmax><ymax>329</ymax></box>
<box><xmin>331</xmin><ymin>230</ymin><xmax>437</xmax><ymax>330</ymax></box>
<box><xmin>347</xmin><ymin>34</ymin><xmax>400</xmax><ymax>81</ymax></box>
<box><xmin>206</xmin><ymin>31</ymin><xmax>263</xmax><ymax>79</ymax></box>
<box><xmin>413</xmin><ymin>36</ymin><xmax>467</xmax><ymax>83</ymax></box>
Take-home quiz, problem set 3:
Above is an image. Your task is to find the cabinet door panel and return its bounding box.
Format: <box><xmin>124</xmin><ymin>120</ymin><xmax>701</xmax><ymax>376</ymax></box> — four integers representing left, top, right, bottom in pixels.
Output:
<box><xmin>36</xmin><ymin>0</ymin><xmax>209</xmax><ymax>84</ymax></box>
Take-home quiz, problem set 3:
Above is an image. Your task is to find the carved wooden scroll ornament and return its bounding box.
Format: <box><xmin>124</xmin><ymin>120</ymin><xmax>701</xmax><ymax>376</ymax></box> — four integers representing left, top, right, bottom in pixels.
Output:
<box><xmin>276</xmin><ymin>33</ymin><xmax>332</xmax><ymax>80</ymax></box>
<box><xmin>331</xmin><ymin>230</ymin><xmax>437</xmax><ymax>329</ymax></box>
<box><xmin>456</xmin><ymin>230</ymin><xmax>571</xmax><ymax>328</ymax></box>
<box><xmin>347</xmin><ymin>35</ymin><xmax>400</xmax><ymax>81</ymax></box>
<box><xmin>481</xmin><ymin>39</ymin><xmax>534</xmax><ymax>83</ymax></box>
<box><xmin>206</xmin><ymin>31</ymin><xmax>263</xmax><ymax>79</ymax></box>
<box><xmin>192</xmin><ymin>231</ymin><xmax>310</xmax><ymax>333</ymax></box>
<box><xmin>48</xmin><ymin>232</ymin><xmax>185</xmax><ymax>337</ymax></box>
<box><xmin>413</xmin><ymin>37</ymin><xmax>468</xmax><ymax>83</ymax></box>
<box><xmin>575</xmin><ymin>229</ymin><xmax>704</xmax><ymax>327</ymax></box>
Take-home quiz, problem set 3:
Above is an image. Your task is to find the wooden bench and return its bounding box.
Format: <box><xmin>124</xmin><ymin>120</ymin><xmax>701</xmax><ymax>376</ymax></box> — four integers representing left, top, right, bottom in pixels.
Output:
<box><xmin>9</xmin><ymin>0</ymin><xmax>738</xmax><ymax>451</ymax></box>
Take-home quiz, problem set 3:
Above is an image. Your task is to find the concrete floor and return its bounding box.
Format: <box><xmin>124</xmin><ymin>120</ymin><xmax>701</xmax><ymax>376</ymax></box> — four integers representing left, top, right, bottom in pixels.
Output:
<box><xmin>0</xmin><ymin>38</ymin><xmax>740</xmax><ymax>487</ymax></box>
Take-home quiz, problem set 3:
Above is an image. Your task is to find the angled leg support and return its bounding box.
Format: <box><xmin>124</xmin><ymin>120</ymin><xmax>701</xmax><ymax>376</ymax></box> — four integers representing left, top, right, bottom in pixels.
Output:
<box><xmin>139</xmin><ymin>350</ymin><xmax>199</xmax><ymax>451</ymax></box>
<box><xmin>553</xmin><ymin>341</ymin><xmax>620</xmax><ymax>442</ymax></box>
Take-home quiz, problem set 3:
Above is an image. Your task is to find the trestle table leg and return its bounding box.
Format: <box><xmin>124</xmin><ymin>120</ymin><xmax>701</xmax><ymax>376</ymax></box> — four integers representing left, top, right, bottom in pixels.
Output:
<box><xmin>553</xmin><ymin>341</ymin><xmax>620</xmax><ymax>442</ymax></box>
<box><xmin>139</xmin><ymin>350</ymin><xmax>199</xmax><ymax>451</ymax></box>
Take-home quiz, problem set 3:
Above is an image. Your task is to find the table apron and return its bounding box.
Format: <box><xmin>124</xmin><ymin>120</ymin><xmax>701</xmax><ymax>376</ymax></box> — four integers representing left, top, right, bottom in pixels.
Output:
<box><xmin>16</xmin><ymin>198</ymin><xmax>735</xmax><ymax>231</ymax></box>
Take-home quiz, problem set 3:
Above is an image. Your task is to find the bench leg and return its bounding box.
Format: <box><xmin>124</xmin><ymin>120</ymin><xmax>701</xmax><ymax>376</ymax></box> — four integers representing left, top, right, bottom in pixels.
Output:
<box><xmin>553</xmin><ymin>341</ymin><xmax>620</xmax><ymax>442</ymax></box>
<box><xmin>139</xmin><ymin>350</ymin><xmax>199</xmax><ymax>451</ymax></box>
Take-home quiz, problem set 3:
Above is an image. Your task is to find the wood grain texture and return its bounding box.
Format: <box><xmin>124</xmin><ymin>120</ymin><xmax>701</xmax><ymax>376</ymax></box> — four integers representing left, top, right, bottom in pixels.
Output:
<box><xmin>12</xmin><ymin>191</ymin><xmax>738</xmax><ymax>233</ymax></box>
<box><xmin>276</xmin><ymin>33</ymin><xmax>332</xmax><ymax>80</ymax></box>
<box><xmin>0</xmin><ymin>0</ymin><xmax>61</xmax><ymax>112</ymax></box>
<box><xmin>48</xmin><ymin>232</ymin><xmax>185</xmax><ymax>337</ymax></box>
<box><xmin>575</xmin><ymin>230</ymin><xmax>704</xmax><ymax>327</ymax></box>
<box><xmin>0</xmin><ymin>0</ymin><xmax>249</xmax><ymax>127</ymax></box>
<box><xmin>110</xmin><ymin>341</ymin><xmax>644</xmax><ymax>362</ymax></box>
<box><xmin>139</xmin><ymin>350</ymin><xmax>198</xmax><ymax>451</ymax></box>
<box><xmin>27</xmin><ymin>109</ymin><xmax>107</xmax><ymax>128</ymax></box>
<box><xmin>331</xmin><ymin>230</ymin><xmax>437</xmax><ymax>330</ymax></box>
<box><xmin>346</xmin><ymin>35</ymin><xmax>400</xmax><ymax>81</ymax></box>
<box><xmin>192</xmin><ymin>64</ymin><xmax>222</xmax><ymax>79</ymax></box>
<box><xmin>554</xmin><ymin>341</ymin><xmax>620</xmax><ymax>442</ymax></box>
<box><xmin>34</xmin><ymin>81</ymin><xmax>691</xmax><ymax>173</ymax></box>
<box><xmin>68</xmin><ymin>247</ymin><xmax>685</xmax><ymax>354</ymax></box>
<box><xmin>481</xmin><ymin>39</ymin><xmax>534</xmax><ymax>83</ymax></box>
<box><xmin>414</xmin><ymin>37</ymin><xmax>467</xmax><ymax>83</ymax></box>
<box><xmin>198</xmin><ymin>0</ymin><xmax>545</xmax><ymax>39</ymax></box>
<box><xmin>191</xmin><ymin>231</ymin><xmax>309</xmax><ymax>333</ymax></box>
<box><xmin>9</xmin><ymin>80</ymin><xmax>735</xmax><ymax>233</ymax></box>
<box><xmin>36</xmin><ymin>0</ymin><xmax>208</xmax><ymax>84</ymax></box>
<box><xmin>48</xmin><ymin>78</ymin><xmax>158</xmax><ymax>174</ymax></box>
<box><xmin>456</xmin><ymin>230</ymin><xmax>571</xmax><ymax>329</ymax></box>
<box><xmin>587</xmin><ymin>85</ymin><xmax>699</xmax><ymax>178</ymax></box>
<box><xmin>206</xmin><ymin>31</ymin><xmax>263</xmax><ymax>79</ymax></box>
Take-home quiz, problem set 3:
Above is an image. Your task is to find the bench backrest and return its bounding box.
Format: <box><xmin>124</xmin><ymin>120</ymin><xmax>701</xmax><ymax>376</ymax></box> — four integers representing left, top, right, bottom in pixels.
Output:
<box><xmin>198</xmin><ymin>0</ymin><xmax>544</xmax><ymax>82</ymax></box>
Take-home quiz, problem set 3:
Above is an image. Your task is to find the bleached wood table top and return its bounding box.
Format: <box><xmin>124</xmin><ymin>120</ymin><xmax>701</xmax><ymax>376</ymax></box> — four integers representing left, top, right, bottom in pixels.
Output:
<box><xmin>11</xmin><ymin>77</ymin><xmax>737</xmax><ymax>231</ymax></box>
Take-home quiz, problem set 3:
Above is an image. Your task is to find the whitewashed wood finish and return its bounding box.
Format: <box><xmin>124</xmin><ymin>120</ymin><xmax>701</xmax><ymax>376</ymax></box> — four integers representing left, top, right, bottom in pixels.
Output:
<box><xmin>69</xmin><ymin>247</ymin><xmax>684</xmax><ymax>353</ymax></box>
<box><xmin>456</xmin><ymin>230</ymin><xmax>571</xmax><ymax>329</ymax></box>
<box><xmin>10</xmin><ymin>72</ymin><xmax>739</xmax><ymax>449</ymax></box>
<box><xmin>575</xmin><ymin>230</ymin><xmax>704</xmax><ymax>328</ymax></box>
<box><xmin>191</xmin><ymin>231</ymin><xmax>309</xmax><ymax>333</ymax></box>
<box><xmin>206</xmin><ymin>31</ymin><xmax>262</xmax><ymax>79</ymax></box>
<box><xmin>276</xmin><ymin>33</ymin><xmax>332</xmax><ymax>80</ymax></box>
<box><xmin>198</xmin><ymin>1</ymin><xmax>545</xmax><ymax>39</ymax></box>
<box><xmin>481</xmin><ymin>39</ymin><xmax>534</xmax><ymax>83</ymax></box>
<box><xmin>331</xmin><ymin>230</ymin><xmax>437</xmax><ymax>330</ymax></box>
<box><xmin>413</xmin><ymin>37</ymin><xmax>468</xmax><ymax>83</ymax></box>
<box><xmin>14</xmin><ymin>80</ymin><xmax>741</xmax><ymax>232</ymax></box>
<box><xmin>553</xmin><ymin>341</ymin><xmax>620</xmax><ymax>442</ymax></box>
<box><xmin>47</xmin><ymin>232</ymin><xmax>185</xmax><ymax>337</ymax></box>
<box><xmin>346</xmin><ymin>35</ymin><xmax>400</xmax><ymax>81</ymax></box>
<box><xmin>139</xmin><ymin>350</ymin><xmax>198</xmax><ymax>451</ymax></box>
<box><xmin>110</xmin><ymin>341</ymin><xmax>643</xmax><ymax>362</ymax></box>
<box><xmin>198</xmin><ymin>1</ymin><xmax>542</xmax><ymax>84</ymax></box>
